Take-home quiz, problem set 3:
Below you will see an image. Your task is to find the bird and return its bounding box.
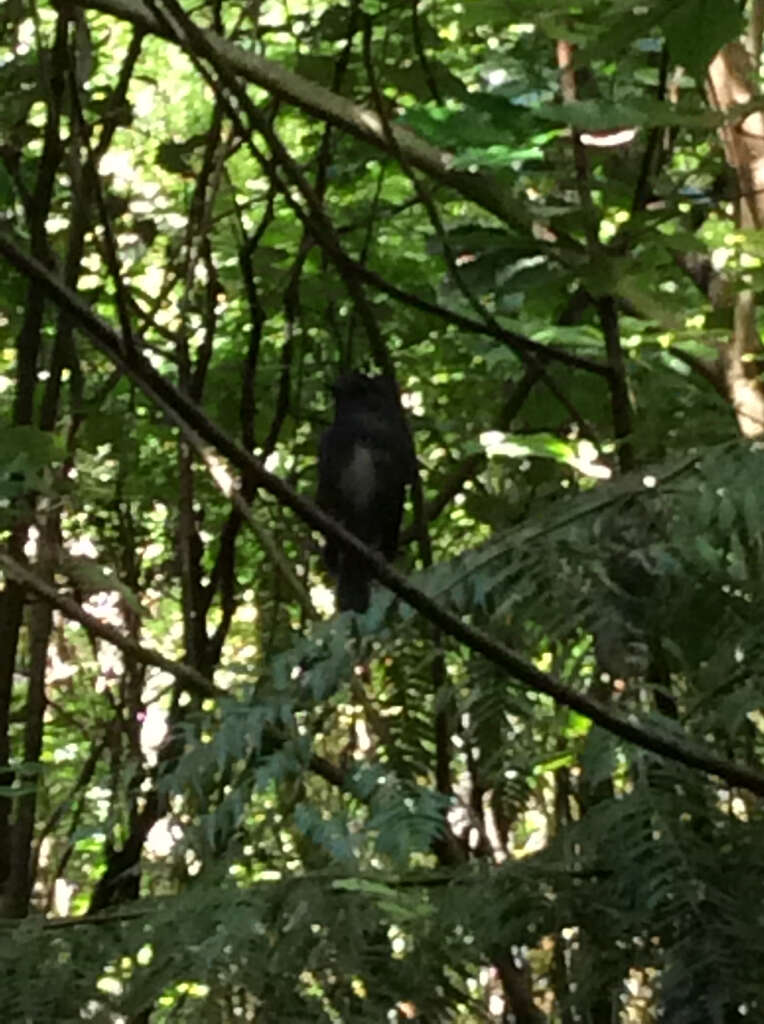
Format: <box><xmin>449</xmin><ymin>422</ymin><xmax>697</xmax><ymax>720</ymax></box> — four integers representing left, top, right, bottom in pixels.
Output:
<box><xmin>317</xmin><ymin>372</ymin><xmax>416</xmax><ymax>612</ymax></box>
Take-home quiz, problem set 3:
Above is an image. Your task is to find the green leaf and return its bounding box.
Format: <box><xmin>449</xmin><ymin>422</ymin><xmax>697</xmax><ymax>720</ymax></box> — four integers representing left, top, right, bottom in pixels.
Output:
<box><xmin>481</xmin><ymin>430</ymin><xmax>573</xmax><ymax>461</ymax></box>
<box><xmin>457</xmin><ymin>0</ymin><xmax>514</xmax><ymax>29</ymax></box>
<box><xmin>662</xmin><ymin>0</ymin><xmax>743</xmax><ymax>77</ymax></box>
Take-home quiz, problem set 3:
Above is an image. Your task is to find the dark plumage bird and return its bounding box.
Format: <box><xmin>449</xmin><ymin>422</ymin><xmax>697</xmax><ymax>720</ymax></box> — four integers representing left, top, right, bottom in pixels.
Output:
<box><xmin>317</xmin><ymin>372</ymin><xmax>416</xmax><ymax>612</ymax></box>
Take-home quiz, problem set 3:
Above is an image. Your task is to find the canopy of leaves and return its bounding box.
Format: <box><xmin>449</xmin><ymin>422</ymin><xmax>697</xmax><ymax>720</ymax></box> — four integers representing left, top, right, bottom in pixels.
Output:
<box><xmin>1</xmin><ymin>0</ymin><xmax>763</xmax><ymax>1022</ymax></box>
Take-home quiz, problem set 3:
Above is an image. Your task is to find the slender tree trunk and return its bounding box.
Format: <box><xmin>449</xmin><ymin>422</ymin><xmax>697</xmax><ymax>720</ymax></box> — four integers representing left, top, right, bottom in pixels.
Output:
<box><xmin>707</xmin><ymin>35</ymin><xmax>764</xmax><ymax>436</ymax></box>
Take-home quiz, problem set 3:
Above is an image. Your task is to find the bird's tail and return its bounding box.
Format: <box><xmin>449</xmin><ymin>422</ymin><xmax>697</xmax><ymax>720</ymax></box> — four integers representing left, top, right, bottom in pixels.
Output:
<box><xmin>336</xmin><ymin>552</ymin><xmax>370</xmax><ymax>612</ymax></box>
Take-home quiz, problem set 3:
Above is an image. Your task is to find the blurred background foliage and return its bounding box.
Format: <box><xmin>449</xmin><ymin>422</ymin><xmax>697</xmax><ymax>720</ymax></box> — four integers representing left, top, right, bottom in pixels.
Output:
<box><xmin>1</xmin><ymin>0</ymin><xmax>764</xmax><ymax>1020</ymax></box>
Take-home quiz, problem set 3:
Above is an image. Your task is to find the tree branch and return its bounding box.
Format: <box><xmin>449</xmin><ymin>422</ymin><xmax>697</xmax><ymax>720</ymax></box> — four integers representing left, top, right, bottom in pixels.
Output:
<box><xmin>0</xmin><ymin>553</ymin><xmax>224</xmax><ymax>701</ymax></box>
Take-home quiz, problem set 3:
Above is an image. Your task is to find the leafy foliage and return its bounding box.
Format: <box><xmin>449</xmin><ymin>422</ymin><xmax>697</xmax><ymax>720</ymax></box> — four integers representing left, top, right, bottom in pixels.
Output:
<box><xmin>1</xmin><ymin>0</ymin><xmax>763</xmax><ymax>1021</ymax></box>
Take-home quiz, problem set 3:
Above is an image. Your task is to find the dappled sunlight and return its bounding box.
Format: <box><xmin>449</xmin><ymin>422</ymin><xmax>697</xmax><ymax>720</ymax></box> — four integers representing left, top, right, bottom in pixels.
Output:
<box><xmin>0</xmin><ymin>0</ymin><xmax>761</xmax><ymax>1020</ymax></box>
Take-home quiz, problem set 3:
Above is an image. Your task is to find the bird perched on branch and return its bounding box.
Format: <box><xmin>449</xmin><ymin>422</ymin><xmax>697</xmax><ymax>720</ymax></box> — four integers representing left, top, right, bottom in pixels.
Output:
<box><xmin>317</xmin><ymin>372</ymin><xmax>417</xmax><ymax>612</ymax></box>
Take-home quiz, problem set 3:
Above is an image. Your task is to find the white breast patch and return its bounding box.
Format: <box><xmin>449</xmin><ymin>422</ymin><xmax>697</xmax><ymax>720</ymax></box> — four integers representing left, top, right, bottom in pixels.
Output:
<box><xmin>340</xmin><ymin>443</ymin><xmax>376</xmax><ymax>509</ymax></box>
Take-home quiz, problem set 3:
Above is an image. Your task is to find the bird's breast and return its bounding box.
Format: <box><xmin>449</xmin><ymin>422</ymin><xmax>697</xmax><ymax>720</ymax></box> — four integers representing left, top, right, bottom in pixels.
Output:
<box><xmin>339</xmin><ymin>443</ymin><xmax>376</xmax><ymax>509</ymax></box>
